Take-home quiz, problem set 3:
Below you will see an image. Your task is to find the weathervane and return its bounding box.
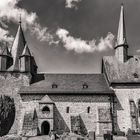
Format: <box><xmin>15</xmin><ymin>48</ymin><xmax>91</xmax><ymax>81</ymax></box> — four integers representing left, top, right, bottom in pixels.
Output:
<box><xmin>19</xmin><ymin>14</ymin><xmax>22</xmax><ymax>24</ymax></box>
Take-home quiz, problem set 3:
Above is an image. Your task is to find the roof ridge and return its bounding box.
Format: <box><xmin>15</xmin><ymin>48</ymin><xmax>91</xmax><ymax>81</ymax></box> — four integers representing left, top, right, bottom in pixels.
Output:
<box><xmin>37</xmin><ymin>73</ymin><xmax>103</xmax><ymax>75</ymax></box>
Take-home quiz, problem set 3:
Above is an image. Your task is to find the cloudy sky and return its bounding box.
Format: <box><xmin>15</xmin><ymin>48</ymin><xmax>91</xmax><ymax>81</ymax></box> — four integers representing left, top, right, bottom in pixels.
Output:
<box><xmin>0</xmin><ymin>0</ymin><xmax>140</xmax><ymax>73</ymax></box>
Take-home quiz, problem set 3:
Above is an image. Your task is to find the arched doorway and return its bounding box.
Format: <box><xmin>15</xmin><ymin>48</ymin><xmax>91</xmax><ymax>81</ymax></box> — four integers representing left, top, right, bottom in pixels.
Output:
<box><xmin>41</xmin><ymin>121</ymin><xmax>50</xmax><ymax>135</ymax></box>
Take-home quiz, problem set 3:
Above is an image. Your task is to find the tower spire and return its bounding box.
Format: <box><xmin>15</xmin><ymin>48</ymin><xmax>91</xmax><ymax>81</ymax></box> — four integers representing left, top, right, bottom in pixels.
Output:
<box><xmin>116</xmin><ymin>3</ymin><xmax>127</xmax><ymax>46</ymax></box>
<box><xmin>11</xmin><ymin>20</ymin><xmax>26</xmax><ymax>71</ymax></box>
<box><xmin>115</xmin><ymin>4</ymin><xmax>128</xmax><ymax>63</ymax></box>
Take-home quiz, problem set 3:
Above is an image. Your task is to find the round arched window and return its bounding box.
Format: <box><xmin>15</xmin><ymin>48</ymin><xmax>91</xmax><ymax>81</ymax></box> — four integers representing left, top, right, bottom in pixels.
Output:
<box><xmin>42</xmin><ymin>106</ymin><xmax>50</xmax><ymax>114</ymax></box>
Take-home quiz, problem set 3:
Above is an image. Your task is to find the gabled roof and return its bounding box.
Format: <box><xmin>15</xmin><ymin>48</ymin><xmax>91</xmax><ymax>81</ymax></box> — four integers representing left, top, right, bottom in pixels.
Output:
<box><xmin>0</xmin><ymin>46</ymin><xmax>11</xmax><ymax>56</ymax></box>
<box><xmin>21</xmin><ymin>44</ymin><xmax>31</xmax><ymax>56</ymax></box>
<box><xmin>39</xmin><ymin>95</ymin><xmax>54</xmax><ymax>104</ymax></box>
<box><xmin>22</xmin><ymin>109</ymin><xmax>38</xmax><ymax>136</ymax></box>
<box><xmin>19</xmin><ymin>74</ymin><xmax>114</xmax><ymax>94</ymax></box>
<box><xmin>11</xmin><ymin>23</ymin><xmax>26</xmax><ymax>71</ymax></box>
<box><xmin>103</xmin><ymin>56</ymin><xmax>140</xmax><ymax>84</ymax></box>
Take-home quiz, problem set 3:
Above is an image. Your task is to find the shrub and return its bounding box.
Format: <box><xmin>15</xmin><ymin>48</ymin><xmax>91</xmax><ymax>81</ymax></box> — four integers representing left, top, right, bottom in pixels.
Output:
<box><xmin>0</xmin><ymin>95</ymin><xmax>15</xmax><ymax>136</ymax></box>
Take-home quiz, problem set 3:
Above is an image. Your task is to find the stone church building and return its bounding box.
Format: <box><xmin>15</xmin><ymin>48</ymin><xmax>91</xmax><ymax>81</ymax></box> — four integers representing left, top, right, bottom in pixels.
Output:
<box><xmin>0</xmin><ymin>4</ymin><xmax>140</xmax><ymax>137</ymax></box>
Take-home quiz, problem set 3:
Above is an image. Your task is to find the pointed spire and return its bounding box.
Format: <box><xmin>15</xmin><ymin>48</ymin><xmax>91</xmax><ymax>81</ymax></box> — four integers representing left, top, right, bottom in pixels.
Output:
<box><xmin>21</xmin><ymin>44</ymin><xmax>31</xmax><ymax>56</ymax></box>
<box><xmin>116</xmin><ymin>4</ymin><xmax>127</xmax><ymax>46</ymax></box>
<box><xmin>11</xmin><ymin>22</ymin><xmax>26</xmax><ymax>71</ymax></box>
<box><xmin>115</xmin><ymin>4</ymin><xmax>128</xmax><ymax>63</ymax></box>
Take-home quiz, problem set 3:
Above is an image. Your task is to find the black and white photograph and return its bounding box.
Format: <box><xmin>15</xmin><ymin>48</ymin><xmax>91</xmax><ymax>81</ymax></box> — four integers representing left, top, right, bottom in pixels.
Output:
<box><xmin>0</xmin><ymin>0</ymin><xmax>140</xmax><ymax>140</ymax></box>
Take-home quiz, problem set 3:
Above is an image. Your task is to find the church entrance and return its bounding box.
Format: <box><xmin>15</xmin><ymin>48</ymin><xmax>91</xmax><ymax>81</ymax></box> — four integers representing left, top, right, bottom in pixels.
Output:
<box><xmin>41</xmin><ymin>121</ymin><xmax>50</xmax><ymax>135</ymax></box>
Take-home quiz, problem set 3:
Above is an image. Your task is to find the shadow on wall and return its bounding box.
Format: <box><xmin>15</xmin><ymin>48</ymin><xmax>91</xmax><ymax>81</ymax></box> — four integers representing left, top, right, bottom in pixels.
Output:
<box><xmin>79</xmin><ymin>115</ymin><xmax>88</xmax><ymax>136</ymax></box>
<box><xmin>0</xmin><ymin>95</ymin><xmax>15</xmax><ymax>136</ymax></box>
<box><xmin>113</xmin><ymin>95</ymin><xmax>123</xmax><ymax>133</ymax></box>
<box><xmin>54</xmin><ymin>106</ymin><xmax>88</xmax><ymax>136</ymax></box>
<box><xmin>54</xmin><ymin>106</ymin><xmax>70</xmax><ymax>134</ymax></box>
<box><xmin>70</xmin><ymin>115</ymin><xmax>87</xmax><ymax>135</ymax></box>
<box><xmin>130</xmin><ymin>100</ymin><xmax>139</xmax><ymax>132</ymax></box>
<box><xmin>31</xmin><ymin>74</ymin><xmax>45</xmax><ymax>84</ymax></box>
<box><xmin>125</xmin><ymin>100</ymin><xmax>140</xmax><ymax>138</ymax></box>
<box><xmin>22</xmin><ymin>109</ymin><xmax>39</xmax><ymax>136</ymax></box>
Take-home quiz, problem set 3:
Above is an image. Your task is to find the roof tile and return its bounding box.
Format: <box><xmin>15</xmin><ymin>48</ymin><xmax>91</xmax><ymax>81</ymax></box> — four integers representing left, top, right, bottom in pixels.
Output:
<box><xmin>19</xmin><ymin>74</ymin><xmax>113</xmax><ymax>94</ymax></box>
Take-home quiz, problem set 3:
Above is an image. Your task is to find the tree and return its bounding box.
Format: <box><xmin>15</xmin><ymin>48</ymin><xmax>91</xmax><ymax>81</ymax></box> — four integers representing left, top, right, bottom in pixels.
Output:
<box><xmin>0</xmin><ymin>95</ymin><xmax>15</xmax><ymax>136</ymax></box>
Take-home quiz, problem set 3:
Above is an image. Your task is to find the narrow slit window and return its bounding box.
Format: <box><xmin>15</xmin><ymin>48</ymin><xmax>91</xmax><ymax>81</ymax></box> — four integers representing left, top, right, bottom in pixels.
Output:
<box><xmin>66</xmin><ymin>107</ymin><xmax>70</xmax><ymax>113</ymax></box>
<box><xmin>138</xmin><ymin>100</ymin><xmax>140</xmax><ymax>117</ymax></box>
<box><xmin>87</xmin><ymin>106</ymin><xmax>90</xmax><ymax>113</ymax></box>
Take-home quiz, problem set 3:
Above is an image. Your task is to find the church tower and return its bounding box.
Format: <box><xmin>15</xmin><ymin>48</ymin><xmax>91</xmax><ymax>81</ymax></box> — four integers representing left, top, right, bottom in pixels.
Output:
<box><xmin>115</xmin><ymin>4</ymin><xmax>128</xmax><ymax>63</ymax></box>
<box><xmin>10</xmin><ymin>20</ymin><xmax>38</xmax><ymax>74</ymax></box>
<box><xmin>19</xmin><ymin>43</ymin><xmax>32</xmax><ymax>72</ymax></box>
<box><xmin>11</xmin><ymin>21</ymin><xmax>26</xmax><ymax>71</ymax></box>
<box><xmin>0</xmin><ymin>46</ymin><xmax>13</xmax><ymax>71</ymax></box>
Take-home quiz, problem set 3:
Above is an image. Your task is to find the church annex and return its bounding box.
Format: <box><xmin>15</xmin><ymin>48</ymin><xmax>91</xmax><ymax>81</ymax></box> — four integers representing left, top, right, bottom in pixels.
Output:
<box><xmin>0</xmin><ymin>4</ymin><xmax>140</xmax><ymax>137</ymax></box>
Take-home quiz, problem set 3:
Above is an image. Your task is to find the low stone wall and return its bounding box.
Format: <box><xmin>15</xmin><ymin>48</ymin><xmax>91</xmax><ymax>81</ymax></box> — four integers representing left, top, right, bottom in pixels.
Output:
<box><xmin>127</xmin><ymin>135</ymin><xmax>140</xmax><ymax>140</ymax></box>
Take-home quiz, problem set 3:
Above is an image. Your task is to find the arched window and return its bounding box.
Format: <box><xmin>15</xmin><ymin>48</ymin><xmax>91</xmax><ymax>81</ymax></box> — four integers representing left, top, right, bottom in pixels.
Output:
<box><xmin>42</xmin><ymin>106</ymin><xmax>50</xmax><ymax>114</ymax></box>
<box><xmin>87</xmin><ymin>106</ymin><xmax>90</xmax><ymax>113</ymax></box>
<box><xmin>138</xmin><ymin>100</ymin><xmax>140</xmax><ymax>117</ymax></box>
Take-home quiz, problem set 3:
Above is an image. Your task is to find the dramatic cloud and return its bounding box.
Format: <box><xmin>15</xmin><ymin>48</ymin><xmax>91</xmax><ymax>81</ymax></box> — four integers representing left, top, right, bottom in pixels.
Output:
<box><xmin>0</xmin><ymin>0</ymin><xmax>54</xmax><ymax>46</ymax></box>
<box><xmin>56</xmin><ymin>28</ymin><xmax>115</xmax><ymax>53</ymax></box>
<box><xmin>136</xmin><ymin>49</ymin><xmax>140</xmax><ymax>53</ymax></box>
<box><xmin>0</xmin><ymin>28</ymin><xmax>14</xmax><ymax>45</ymax></box>
<box><xmin>65</xmin><ymin>0</ymin><xmax>82</xmax><ymax>9</ymax></box>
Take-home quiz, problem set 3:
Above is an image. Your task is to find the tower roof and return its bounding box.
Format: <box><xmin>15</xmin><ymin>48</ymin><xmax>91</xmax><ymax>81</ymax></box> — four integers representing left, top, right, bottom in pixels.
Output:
<box><xmin>11</xmin><ymin>23</ymin><xmax>26</xmax><ymax>71</ymax></box>
<box><xmin>21</xmin><ymin>44</ymin><xmax>31</xmax><ymax>56</ymax></box>
<box><xmin>116</xmin><ymin>4</ymin><xmax>127</xmax><ymax>46</ymax></box>
<box><xmin>0</xmin><ymin>45</ymin><xmax>11</xmax><ymax>56</ymax></box>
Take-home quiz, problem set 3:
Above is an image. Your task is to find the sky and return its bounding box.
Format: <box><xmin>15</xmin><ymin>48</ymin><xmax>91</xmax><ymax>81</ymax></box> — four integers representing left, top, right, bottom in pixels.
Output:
<box><xmin>0</xmin><ymin>0</ymin><xmax>140</xmax><ymax>73</ymax></box>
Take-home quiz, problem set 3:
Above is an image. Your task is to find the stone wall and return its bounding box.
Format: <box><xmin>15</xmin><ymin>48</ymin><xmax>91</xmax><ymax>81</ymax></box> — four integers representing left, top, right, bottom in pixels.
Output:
<box><xmin>20</xmin><ymin>94</ymin><xmax>112</xmax><ymax>135</ymax></box>
<box><xmin>113</xmin><ymin>88</ymin><xmax>140</xmax><ymax>133</ymax></box>
<box><xmin>0</xmin><ymin>72</ymin><xmax>31</xmax><ymax>134</ymax></box>
<box><xmin>53</xmin><ymin>98</ymin><xmax>111</xmax><ymax>135</ymax></box>
<box><xmin>18</xmin><ymin>101</ymin><xmax>39</xmax><ymax>135</ymax></box>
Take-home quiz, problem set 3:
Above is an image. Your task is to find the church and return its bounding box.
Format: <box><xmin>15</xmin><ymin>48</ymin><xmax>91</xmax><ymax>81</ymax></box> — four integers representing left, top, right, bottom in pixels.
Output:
<box><xmin>0</xmin><ymin>4</ymin><xmax>140</xmax><ymax>137</ymax></box>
